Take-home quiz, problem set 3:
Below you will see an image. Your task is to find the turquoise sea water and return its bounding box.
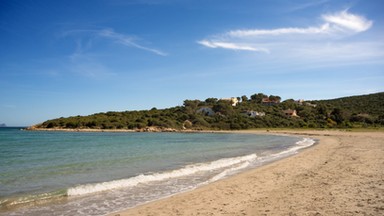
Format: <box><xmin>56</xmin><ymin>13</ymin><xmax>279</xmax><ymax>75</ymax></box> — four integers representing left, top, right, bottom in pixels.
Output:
<box><xmin>0</xmin><ymin>127</ymin><xmax>315</xmax><ymax>215</ymax></box>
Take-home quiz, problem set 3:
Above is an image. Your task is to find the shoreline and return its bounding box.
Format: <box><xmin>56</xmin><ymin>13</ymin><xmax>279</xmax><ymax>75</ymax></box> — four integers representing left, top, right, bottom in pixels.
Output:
<box><xmin>110</xmin><ymin>130</ymin><xmax>384</xmax><ymax>216</ymax></box>
<box><xmin>0</xmin><ymin>132</ymin><xmax>312</xmax><ymax>216</ymax></box>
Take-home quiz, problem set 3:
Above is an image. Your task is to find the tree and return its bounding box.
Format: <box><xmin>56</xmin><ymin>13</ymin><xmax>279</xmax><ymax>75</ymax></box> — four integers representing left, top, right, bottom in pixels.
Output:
<box><xmin>330</xmin><ymin>108</ymin><xmax>344</xmax><ymax>124</ymax></box>
<box><xmin>193</xmin><ymin>116</ymin><xmax>210</xmax><ymax>128</ymax></box>
<box><xmin>297</xmin><ymin>106</ymin><xmax>315</xmax><ymax>120</ymax></box>
<box><xmin>183</xmin><ymin>100</ymin><xmax>201</xmax><ymax>108</ymax></box>
<box><xmin>250</xmin><ymin>93</ymin><xmax>267</xmax><ymax>103</ymax></box>
<box><xmin>269</xmin><ymin>95</ymin><xmax>281</xmax><ymax>102</ymax></box>
<box><xmin>316</xmin><ymin>104</ymin><xmax>328</xmax><ymax>117</ymax></box>
<box><xmin>46</xmin><ymin>122</ymin><xmax>58</xmax><ymax>128</ymax></box>
<box><xmin>241</xmin><ymin>95</ymin><xmax>248</xmax><ymax>103</ymax></box>
<box><xmin>350</xmin><ymin>114</ymin><xmax>373</xmax><ymax>124</ymax></box>
<box><xmin>213</xmin><ymin>101</ymin><xmax>234</xmax><ymax>116</ymax></box>
<box><xmin>205</xmin><ymin>98</ymin><xmax>218</xmax><ymax>105</ymax></box>
<box><xmin>281</xmin><ymin>99</ymin><xmax>296</xmax><ymax>110</ymax></box>
<box><xmin>183</xmin><ymin>100</ymin><xmax>201</xmax><ymax>114</ymax></box>
<box><xmin>376</xmin><ymin>115</ymin><xmax>384</xmax><ymax>125</ymax></box>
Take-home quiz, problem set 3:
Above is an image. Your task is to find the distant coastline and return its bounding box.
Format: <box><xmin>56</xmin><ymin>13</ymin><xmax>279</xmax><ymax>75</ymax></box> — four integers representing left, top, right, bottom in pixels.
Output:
<box><xmin>28</xmin><ymin>92</ymin><xmax>384</xmax><ymax>132</ymax></box>
<box><xmin>25</xmin><ymin>126</ymin><xmax>180</xmax><ymax>133</ymax></box>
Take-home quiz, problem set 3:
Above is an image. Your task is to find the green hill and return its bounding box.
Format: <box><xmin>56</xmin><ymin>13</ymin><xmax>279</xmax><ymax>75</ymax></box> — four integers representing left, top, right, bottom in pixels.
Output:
<box><xmin>313</xmin><ymin>93</ymin><xmax>384</xmax><ymax>116</ymax></box>
<box><xmin>31</xmin><ymin>92</ymin><xmax>384</xmax><ymax>131</ymax></box>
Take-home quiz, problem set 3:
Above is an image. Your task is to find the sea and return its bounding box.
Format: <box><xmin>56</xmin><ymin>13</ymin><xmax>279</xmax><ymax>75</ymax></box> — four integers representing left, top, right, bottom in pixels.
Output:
<box><xmin>0</xmin><ymin>127</ymin><xmax>315</xmax><ymax>216</ymax></box>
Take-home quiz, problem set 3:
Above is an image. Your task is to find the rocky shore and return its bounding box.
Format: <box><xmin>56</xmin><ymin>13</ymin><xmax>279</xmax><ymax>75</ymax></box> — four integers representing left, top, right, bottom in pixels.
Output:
<box><xmin>26</xmin><ymin>126</ymin><xmax>180</xmax><ymax>133</ymax></box>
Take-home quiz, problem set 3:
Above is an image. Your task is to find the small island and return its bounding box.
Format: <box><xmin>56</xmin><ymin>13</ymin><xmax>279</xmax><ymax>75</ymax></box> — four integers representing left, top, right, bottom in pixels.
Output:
<box><xmin>0</xmin><ymin>123</ymin><xmax>7</xmax><ymax>127</ymax></box>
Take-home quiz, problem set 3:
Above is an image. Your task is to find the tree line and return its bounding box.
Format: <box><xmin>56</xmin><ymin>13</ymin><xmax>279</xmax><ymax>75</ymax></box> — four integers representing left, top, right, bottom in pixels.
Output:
<box><xmin>34</xmin><ymin>92</ymin><xmax>384</xmax><ymax>130</ymax></box>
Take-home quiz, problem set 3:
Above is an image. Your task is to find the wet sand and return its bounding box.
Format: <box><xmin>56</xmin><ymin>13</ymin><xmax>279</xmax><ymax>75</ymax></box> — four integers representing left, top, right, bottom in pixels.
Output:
<box><xmin>110</xmin><ymin>130</ymin><xmax>384</xmax><ymax>216</ymax></box>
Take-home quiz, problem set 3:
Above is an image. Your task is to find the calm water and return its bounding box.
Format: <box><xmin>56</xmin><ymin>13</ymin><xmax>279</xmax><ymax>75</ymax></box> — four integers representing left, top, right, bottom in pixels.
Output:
<box><xmin>0</xmin><ymin>127</ymin><xmax>315</xmax><ymax>215</ymax></box>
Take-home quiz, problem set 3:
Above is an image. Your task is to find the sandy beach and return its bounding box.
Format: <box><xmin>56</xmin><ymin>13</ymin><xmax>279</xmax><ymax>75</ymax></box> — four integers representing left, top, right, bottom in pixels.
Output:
<box><xmin>110</xmin><ymin>130</ymin><xmax>384</xmax><ymax>216</ymax></box>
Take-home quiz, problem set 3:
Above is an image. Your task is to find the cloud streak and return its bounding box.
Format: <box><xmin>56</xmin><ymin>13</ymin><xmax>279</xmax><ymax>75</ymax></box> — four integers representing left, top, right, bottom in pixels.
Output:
<box><xmin>197</xmin><ymin>40</ymin><xmax>269</xmax><ymax>53</ymax></box>
<box><xmin>227</xmin><ymin>24</ymin><xmax>331</xmax><ymax>37</ymax></box>
<box><xmin>198</xmin><ymin>10</ymin><xmax>373</xmax><ymax>53</ymax></box>
<box><xmin>61</xmin><ymin>28</ymin><xmax>169</xmax><ymax>79</ymax></box>
<box><xmin>63</xmin><ymin>28</ymin><xmax>167</xmax><ymax>56</ymax></box>
<box><xmin>98</xmin><ymin>29</ymin><xmax>168</xmax><ymax>56</ymax></box>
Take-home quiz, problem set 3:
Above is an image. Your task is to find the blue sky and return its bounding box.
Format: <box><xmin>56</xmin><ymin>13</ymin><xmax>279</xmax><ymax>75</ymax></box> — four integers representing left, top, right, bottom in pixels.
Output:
<box><xmin>1</xmin><ymin>0</ymin><xmax>383</xmax><ymax>126</ymax></box>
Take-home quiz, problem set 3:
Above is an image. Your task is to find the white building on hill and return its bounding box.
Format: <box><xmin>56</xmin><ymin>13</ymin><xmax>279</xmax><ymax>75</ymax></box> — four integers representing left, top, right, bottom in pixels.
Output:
<box><xmin>220</xmin><ymin>97</ymin><xmax>239</xmax><ymax>106</ymax></box>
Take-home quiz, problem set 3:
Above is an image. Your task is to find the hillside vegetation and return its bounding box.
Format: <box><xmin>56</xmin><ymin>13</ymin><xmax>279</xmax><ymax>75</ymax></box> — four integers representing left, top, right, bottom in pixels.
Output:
<box><xmin>32</xmin><ymin>92</ymin><xmax>384</xmax><ymax>131</ymax></box>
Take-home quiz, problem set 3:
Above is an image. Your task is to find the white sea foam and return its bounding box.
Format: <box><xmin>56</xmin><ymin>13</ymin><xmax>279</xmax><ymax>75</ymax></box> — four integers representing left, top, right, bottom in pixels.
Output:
<box><xmin>206</xmin><ymin>161</ymin><xmax>251</xmax><ymax>183</ymax></box>
<box><xmin>270</xmin><ymin>137</ymin><xmax>316</xmax><ymax>158</ymax></box>
<box><xmin>205</xmin><ymin>138</ymin><xmax>315</xmax><ymax>184</ymax></box>
<box><xmin>67</xmin><ymin>154</ymin><xmax>258</xmax><ymax>196</ymax></box>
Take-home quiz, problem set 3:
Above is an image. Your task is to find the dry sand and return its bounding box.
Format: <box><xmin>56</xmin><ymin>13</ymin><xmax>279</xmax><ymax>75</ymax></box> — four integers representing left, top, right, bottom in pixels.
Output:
<box><xmin>111</xmin><ymin>130</ymin><xmax>384</xmax><ymax>216</ymax></box>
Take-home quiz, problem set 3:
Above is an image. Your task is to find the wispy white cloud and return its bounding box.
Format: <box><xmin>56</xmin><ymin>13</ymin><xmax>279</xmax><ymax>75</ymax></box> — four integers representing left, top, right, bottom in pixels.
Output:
<box><xmin>322</xmin><ymin>10</ymin><xmax>373</xmax><ymax>33</ymax></box>
<box><xmin>227</xmin><ymin>24</ymin><xmax>330</xmax><ymax>37</ymax></box>
<box><xmin>201</xmin><ymin>10</ymin><xmax>382</xmax><ymax>57</ymax></box>
<box><xmin>60</xmin><ymin>28</ymin><xmax>167</xmax><ymax>78</ymax></box>
<box><xmin>226</xmin><ymin>10</ymin><xmax>372</xmax><ymax>37</ymax></box>
<box><xmin>98</xmin><ymin>29</ymin><xmax>167</xmax><ymax>56</ymax></box>
<box><xmin>197</xmin><ymin>10</ymin><xmax>384</xmax><ymax>67</ymax></box>
<box><xmin>197</xmin><ymin>40</ymin><xmax>269</xmax><ymax>53</ymax></box>
<box><xmin>63</xmin><ymin>28</ymin><xmax>167</xmax><ymax>56</ymax></box>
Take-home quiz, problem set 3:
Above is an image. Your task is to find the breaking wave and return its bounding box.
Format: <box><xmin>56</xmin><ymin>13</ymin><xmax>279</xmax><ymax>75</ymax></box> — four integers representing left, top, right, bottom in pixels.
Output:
<box><xmin>265</xmin><ymin>137</ymin><xmax>316</xmax><ymax>161</ymax></box>
<box><xmin>67</xmin><ymin>153</ymin><xmax>258</xmax><ymax>196</ymax></box>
